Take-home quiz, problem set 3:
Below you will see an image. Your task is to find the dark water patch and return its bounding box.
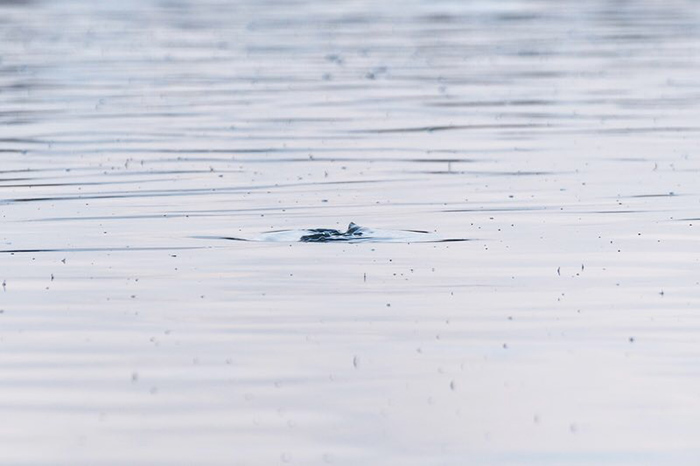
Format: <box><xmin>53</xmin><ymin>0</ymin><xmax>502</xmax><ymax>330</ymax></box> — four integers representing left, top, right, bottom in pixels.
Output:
<box><xmin>427</xmin><ymin>99</ymin><xmax>556</xmax><ymax>108</ymax></box>
<box><xmin>83</xmin><ymin>111</ymin><xmax>211</xmax><ymax>120</ymax></box>
<box><xmin>68</xmin><ymin>147</ymin><xmax>339</xmax><ymax>156</ymax></box>
<box><xmin>246</xmin><ymin>117</ymin><xmax>355</xmax><ymax>124</ymax></box>
<box><xmin>151</xmin><ymin>153</ymin><xmax>485</xmax><ymax>164</ymax></box>
<box><xmin>426</xmin><ymin>170</ymin><xmax>565</xmax><ymax>177</ymax></box>
<box><xmin>445</xmin><ymin>207</ymin><xmax>549</xmax><ymax>213</ymax></box>
<box><xmin>0</xmin><ymin>168</ymin><xmax>73</xmax><ymax>175</ymax></box>
<box><xmin>588</xmin><ymin>210</ymin><xmax>645</xmax><ymax>214</ymax></box>
<box><xmin>609</xmin><ymin>158</ymin><xmax>651</xmax><ymax>162</ymax></box>
<box><xmin>0</xmin><ymin>137</ymin><xmax>49</xmax><ymax>144</ymax></box>
<box><xmin>201</xmin><ymin>156</ymin><xmax>480</xmax><ymax>165</ymax></box>
<box><xmin>242</xmin><ymin>156</ymin><xmax>478</xmax><ymax>164</ymax></box>
<box><xmin>0</xmin><ymin>247</ymin><xmax>205</xmax><ymax>254</ymax></box>
<box><xmin>629</xmin><ymin>192</ymin><xmax>678</xmax><ymax>198</ymax></box>
<box><xmin>353</xmin><ymin>123</ymin><xmax>550</xmax><ymax>134</ymax></box>
<box><xmin>0</xmin><ymin>177</ymin><xmax>35</xmax><ymax>183</ymax></box>
<box><xmin>2</xmin><ymin>119</ymin><xmax>34</xmax><ymax>126</ymax></box>
<box><xmin>408</xmin><ymin>158</ymin><xmax>476</xmax><ymax>164</ymax></box>
<box><xmin>594</xmin><ymin>126</ymin><xmax>700</xmax><ymax>134</ymax></box>
<box><xmin>0</xmin><ymin>0</ymin><xmax>35</xmax><ymax>6</ymax></box>
<box><xmin>100</xmin><ymin>169</ymin><xmax>243</xmax><ymax>177</ymax></box>
<box><xmin>0</xmin><ymin>169</ymin><xmax>43</xmax><ymax>176</ymax></box>
<box><xmin>24</xmin><ymin>212</ymin><xmax>243</xmax><ymax>222</ymax></box>
<box><xmin>0</xmin><ymin>178</ymin><xmax>406</xmax><ymax>204</ymax></box>
<box><xmin>0</xmin><ymin>179</ymin><xmax>179</xmax><ymax>188</ymax></box>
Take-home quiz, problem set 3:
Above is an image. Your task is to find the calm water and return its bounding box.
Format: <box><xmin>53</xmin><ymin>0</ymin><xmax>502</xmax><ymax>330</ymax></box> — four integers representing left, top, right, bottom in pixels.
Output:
<box><xmin>1</xmin><ymin>0</ymin><xmax>700</xmax><ymax>464</ymax></box>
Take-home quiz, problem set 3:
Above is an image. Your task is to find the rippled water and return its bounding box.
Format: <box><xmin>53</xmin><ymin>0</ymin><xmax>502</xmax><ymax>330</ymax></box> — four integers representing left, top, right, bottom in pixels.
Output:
<box><xmin>1</xmin><ymin>0</ymin><xmax>700</xmax><ymax>464</ymax></box>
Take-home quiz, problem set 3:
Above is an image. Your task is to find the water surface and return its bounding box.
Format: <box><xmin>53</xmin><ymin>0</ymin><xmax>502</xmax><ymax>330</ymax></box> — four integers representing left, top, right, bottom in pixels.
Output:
<box><xmin>1</xmin><ymin>0</ymin><xmax>700</xmax><ymax>465</ymax></box>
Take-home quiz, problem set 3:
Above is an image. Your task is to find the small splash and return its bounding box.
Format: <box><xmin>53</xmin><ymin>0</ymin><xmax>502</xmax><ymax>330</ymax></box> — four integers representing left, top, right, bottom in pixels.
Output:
<box><xmin>217</xmin><ymin>222</ymin><xmax>468</xmax><ymax>244</ymax></box>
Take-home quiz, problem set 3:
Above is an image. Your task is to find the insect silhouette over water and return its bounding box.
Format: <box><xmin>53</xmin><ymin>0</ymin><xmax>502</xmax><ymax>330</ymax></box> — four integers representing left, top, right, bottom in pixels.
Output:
<box><xmin>215</xmin><ymin>222</ymin><xmax>469</xmax><ymax>244</ymax></box>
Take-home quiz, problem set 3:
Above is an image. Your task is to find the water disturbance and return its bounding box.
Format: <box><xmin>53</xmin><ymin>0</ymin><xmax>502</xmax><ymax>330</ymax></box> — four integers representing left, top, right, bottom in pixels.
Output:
<box><xmin>216</xmin><ymin>222</ymin><xmax>468</xmax><ymax>243</ymax></box>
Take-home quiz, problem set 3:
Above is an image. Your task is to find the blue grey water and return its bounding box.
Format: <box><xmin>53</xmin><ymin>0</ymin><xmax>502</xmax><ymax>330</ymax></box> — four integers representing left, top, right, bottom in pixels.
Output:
<box><xmin>1</xmin><ymin>0</ymin><xmax>700</xmax><ymax>464</ymax></box>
